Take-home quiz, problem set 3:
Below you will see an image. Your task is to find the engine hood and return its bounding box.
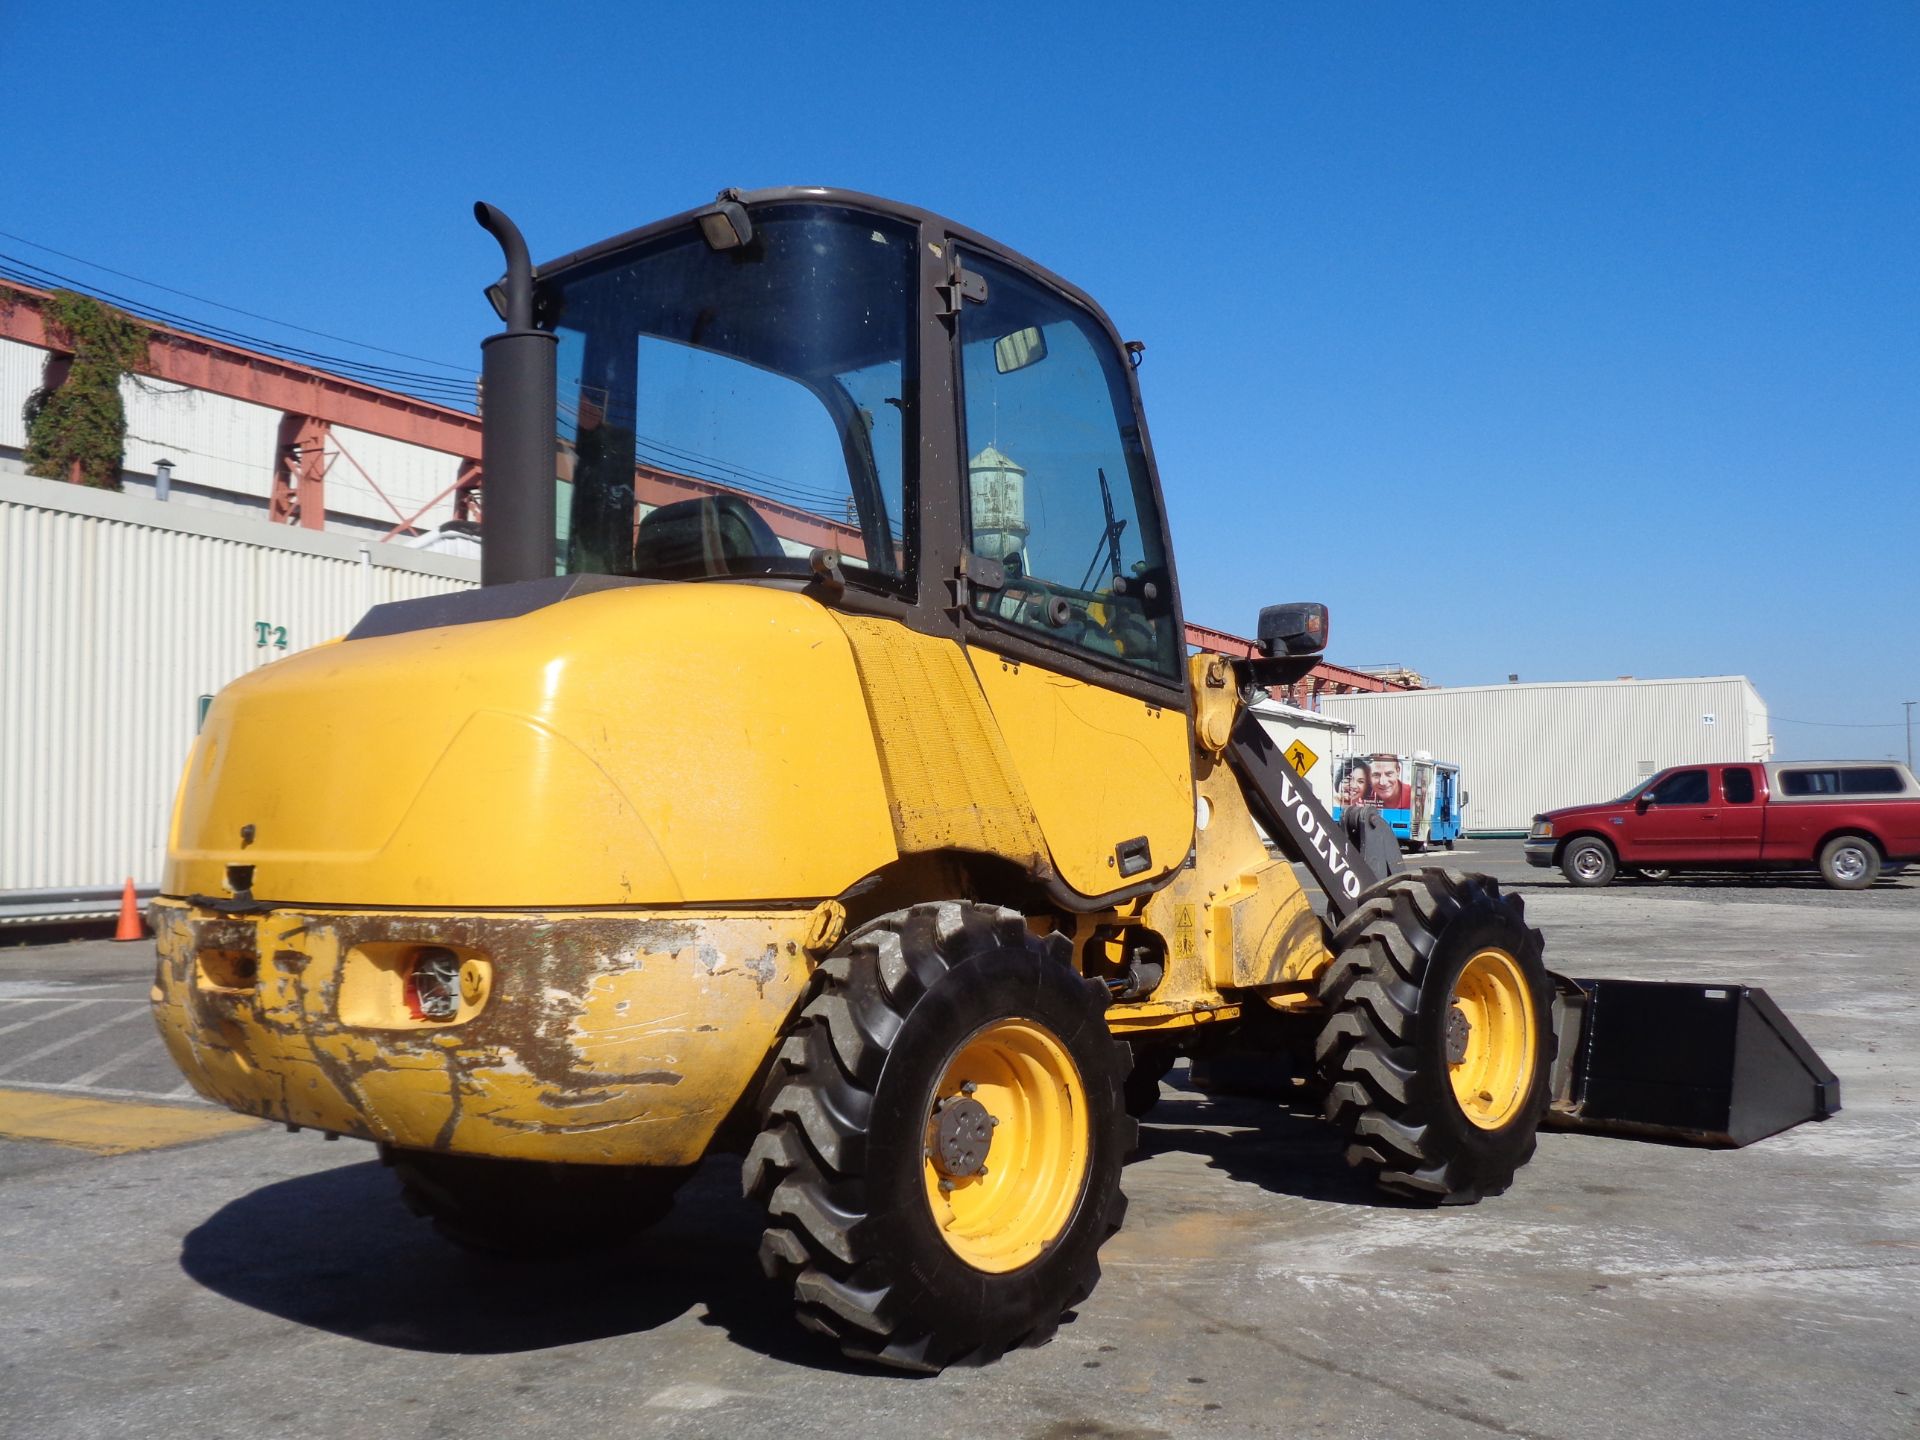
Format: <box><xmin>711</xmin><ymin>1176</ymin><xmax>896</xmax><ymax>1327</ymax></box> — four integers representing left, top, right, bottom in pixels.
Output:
<box><xmin>164</xmin><ymin>581</ymin><xmax>898</xmax><ymax>908</ymax></box>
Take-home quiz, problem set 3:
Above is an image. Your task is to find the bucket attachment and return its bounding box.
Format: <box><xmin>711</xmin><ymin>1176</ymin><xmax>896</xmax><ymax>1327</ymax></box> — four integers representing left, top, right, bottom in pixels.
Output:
<box><xmin>1546</xmin><ymin>979</ymin><xmax>1840</xmax><ymax>1147</ymax></box>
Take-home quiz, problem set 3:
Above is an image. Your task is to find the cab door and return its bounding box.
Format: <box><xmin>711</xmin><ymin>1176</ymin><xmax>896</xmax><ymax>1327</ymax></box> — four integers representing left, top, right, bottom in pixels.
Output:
<box><xmin>949</xmin><ymin>247</ymin><xmax>1193</xmax><ymax>900</ymax></box>
<box><xmin>1411</xmin><ymin>761</ymin><xmax>1434</xmax><ymax>843</ymax></box>
<box><xmin>1715</xmin><ymin>765</ymin><xmax>1765</xmax><ymax>860</ymax></box>
<box><xmin>1625</xmin><ymin>767</ymin><xmax>1714</xmax><ymax>863</ymax></box>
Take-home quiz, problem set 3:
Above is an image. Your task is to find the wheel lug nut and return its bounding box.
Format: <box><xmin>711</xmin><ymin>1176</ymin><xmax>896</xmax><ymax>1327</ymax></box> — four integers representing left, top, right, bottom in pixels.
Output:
<box><xmin>961</xmin><ymin>1081</ymin><xmax>977</xmax><ymax>1095</ymax></box>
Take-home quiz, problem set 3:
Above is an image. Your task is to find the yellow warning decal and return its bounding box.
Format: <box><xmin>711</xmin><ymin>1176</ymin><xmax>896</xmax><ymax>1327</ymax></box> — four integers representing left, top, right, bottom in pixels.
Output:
<box><xmin>1172</xmin><ymin>903</ymin><xmax>1198</xmax><ymax>963</ymax></box>
<box><xmin>0</xmin><ymin>1088</ymin><xmax>263</xmax><ymax>1155</ymax></box>
<box><xmin>1283</xmin><ymin>739</ymin><xmax>1318</xmax><ymax>776</ymax></box>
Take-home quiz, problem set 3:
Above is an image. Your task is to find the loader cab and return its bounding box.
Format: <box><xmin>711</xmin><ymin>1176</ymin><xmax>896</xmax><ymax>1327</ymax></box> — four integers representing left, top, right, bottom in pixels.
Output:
<box><xmin>525</xmin><ymin>188</ymin><xmax>1195</xmax><ymax>901</ymax></box>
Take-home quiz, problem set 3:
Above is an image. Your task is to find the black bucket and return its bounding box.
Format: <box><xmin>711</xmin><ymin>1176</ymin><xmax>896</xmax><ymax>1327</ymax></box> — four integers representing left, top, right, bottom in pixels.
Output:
<box><xmin>1546</xmin><ymin>979</ymin><xmax>1840</xmax><ymax>1147</ymax></box>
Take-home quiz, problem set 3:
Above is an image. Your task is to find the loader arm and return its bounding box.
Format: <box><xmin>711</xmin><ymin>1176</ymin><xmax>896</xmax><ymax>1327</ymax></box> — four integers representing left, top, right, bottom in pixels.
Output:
<box><xmin>1218</xmin><ymin>673</ymin><xmax>1839</xmax><ymax>1149</ymax></box>
<box><xmin>1224</xmin><ymin>707</ymin><xmax>1399</xmax><ymax>924</ymax></box>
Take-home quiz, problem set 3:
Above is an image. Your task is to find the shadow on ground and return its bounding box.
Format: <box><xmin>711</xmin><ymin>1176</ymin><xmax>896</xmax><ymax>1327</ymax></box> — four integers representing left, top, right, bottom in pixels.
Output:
<box><xmin>178</xmin><ymin>1154</ymin><xmax>861</xmax><ymax>1366</ymax></box>
<box><xmin>1135</xmin><ymin>1087</ymin><xmax>1395</xmax><ymax>1208</ymax></box>
<box><xmin>179</xmin><ymin>1080</ymin><xmax>1396</xmax><ymax>1359</ymax></box>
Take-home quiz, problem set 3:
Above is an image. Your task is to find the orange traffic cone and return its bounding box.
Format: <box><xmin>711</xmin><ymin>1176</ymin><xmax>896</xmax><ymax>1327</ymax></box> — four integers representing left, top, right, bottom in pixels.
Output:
<box><xmin>114</xmin><ymin>878</ymin><xmax>145</xmax><ymax>942</ymax></box>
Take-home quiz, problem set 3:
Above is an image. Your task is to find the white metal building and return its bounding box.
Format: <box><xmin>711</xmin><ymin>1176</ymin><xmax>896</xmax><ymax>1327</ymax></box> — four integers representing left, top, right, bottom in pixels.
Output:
<box><xmin>1320</xmin><ymin>676</ymin><xmax>1772</xmax><ymax>835</ymax></box>
<box><xmin>0</xmin><ymin>472</ymin><xmax>477</xmax><ymax>920</ymax></box>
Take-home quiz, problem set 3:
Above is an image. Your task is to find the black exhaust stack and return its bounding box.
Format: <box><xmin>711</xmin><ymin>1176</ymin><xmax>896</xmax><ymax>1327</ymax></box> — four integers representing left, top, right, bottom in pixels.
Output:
<box><xmin>474</xmin><ymin>202</ymin><xmax>557</xmax><ymax>588</ymax></box>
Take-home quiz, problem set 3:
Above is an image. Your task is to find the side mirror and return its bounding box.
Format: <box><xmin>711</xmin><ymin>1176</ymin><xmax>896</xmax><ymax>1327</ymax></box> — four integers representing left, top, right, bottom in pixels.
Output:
<box><xmin>1257</xmin><ymin>602</ymin><xmax>1329</xmax><ymax>658</ymax></box>
<box><xmin>1636</xmin><ymin>794</ymin><xmax>1654</xmax><ymax>810</ymax></box>
<box><xmin>994</xmin><ymin>326</ymin><xmax>1047</xmax><ymax>374</ymax></box>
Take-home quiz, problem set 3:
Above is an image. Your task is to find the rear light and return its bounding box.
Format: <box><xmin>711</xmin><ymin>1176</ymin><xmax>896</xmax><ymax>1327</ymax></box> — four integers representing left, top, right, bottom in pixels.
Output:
<box><xmin>405</xmin><ymin>947</ymin><xmax>463</xmax><ymax>1021</ymax></box>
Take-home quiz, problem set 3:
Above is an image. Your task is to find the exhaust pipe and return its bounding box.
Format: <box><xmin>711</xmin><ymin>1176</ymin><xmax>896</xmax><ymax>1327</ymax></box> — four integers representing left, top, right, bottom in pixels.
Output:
<box><xmin>473</xmin><ymin>202</ymin><xmax>557</xmax><ymax>588</ymax></box>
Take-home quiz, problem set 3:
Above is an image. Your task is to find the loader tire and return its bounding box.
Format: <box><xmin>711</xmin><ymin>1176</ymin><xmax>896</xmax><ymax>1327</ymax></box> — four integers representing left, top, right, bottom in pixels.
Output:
<box><xmin>744</xmin><ymin>902</ymin><xmax>1133</xmax><ymax>1372</ymax></box>
<box><xmin>383</xmin><ymin>1148</ymin><xmax>690</xmax><ymax>1258</ymax></box>
<box><xmin>1315</xmin><ymin>870</ymin><xmax>1553</xmax><ymax>1205</ymax></box>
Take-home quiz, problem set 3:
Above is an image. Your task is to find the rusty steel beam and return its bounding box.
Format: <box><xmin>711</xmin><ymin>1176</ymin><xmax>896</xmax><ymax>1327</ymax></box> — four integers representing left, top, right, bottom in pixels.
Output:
<box><xmin>270</xmin><ymin>414</ymin><xmax>332</xmax><ymax>528</ymax></box>
<box><xmin>0</xmin><ymin>278</ymin><xmax>481</xmax><ymax>461</ymax></box>
<box><xmin>1184</xmin><ymin>622</ymin><xmax>1414</xmax><ymax>701</ymax></box>
<box><xmin>452</xmin><ymin>460</ymin><xmax>482</xmax><ymax>523</ymax></box>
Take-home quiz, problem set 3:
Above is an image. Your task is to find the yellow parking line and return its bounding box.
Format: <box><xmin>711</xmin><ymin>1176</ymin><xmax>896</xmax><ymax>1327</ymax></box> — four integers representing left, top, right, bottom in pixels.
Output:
<box><xmin>0</xmin><ymin>1087</ymin><xmax>264</xmax><ymax>1154</ymax></box>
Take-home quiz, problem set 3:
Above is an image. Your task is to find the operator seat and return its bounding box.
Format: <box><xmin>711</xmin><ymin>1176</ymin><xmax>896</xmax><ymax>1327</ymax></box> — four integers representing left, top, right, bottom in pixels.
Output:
<box><xmin>631</xmin><ymin>494</ymin><xmax>783</xmax><ymax>577</ymax></box>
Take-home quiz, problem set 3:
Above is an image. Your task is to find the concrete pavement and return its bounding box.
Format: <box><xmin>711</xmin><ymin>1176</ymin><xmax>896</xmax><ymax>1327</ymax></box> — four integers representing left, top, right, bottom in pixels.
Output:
<box><xmin>2</xmin><ymin>845</ymin><xmax>1915</xmax><ymax>1439</ymax></box>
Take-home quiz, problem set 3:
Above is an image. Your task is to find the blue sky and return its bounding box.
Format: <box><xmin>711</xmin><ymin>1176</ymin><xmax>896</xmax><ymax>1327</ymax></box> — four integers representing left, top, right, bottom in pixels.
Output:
<box><xmin>8</xmin><ymin>3</ymin><xmax>1916</xmax><ymax>759</ymax></box>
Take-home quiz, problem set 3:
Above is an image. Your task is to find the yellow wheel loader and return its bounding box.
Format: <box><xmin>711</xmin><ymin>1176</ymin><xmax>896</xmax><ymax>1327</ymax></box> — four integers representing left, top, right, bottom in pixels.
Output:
<box><xmin>151</xmin><ymin>188</ymin><xmax>1837</xmax><ymax>1371</ymax></box>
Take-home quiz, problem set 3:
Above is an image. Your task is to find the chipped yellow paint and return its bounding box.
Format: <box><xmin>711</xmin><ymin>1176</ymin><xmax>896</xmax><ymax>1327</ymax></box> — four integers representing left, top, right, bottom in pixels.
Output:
<box><xmin>0</xmin><ymin>1087</ymin><xmax>263</xmax><ymax>1154</ymax></box>
<box><xmin>971</xmin><ymin>649</ymin><xmax>1194</xmax><ymax>897</ymax></box>
<box><xmin>165</xmin><ymin>583</ymin><xmax>898</xmax><ymax>908</ymax></box>
<box><xmin>152</xmin><ymin>900</ymin><xmax>817</xmax><ymax>1166</ymax></box>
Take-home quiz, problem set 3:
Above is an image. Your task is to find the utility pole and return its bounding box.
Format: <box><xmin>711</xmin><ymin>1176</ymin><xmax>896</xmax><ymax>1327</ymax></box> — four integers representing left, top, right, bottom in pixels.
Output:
<box><xmin>1907</xmin><ymin>700</ymin><xmax>1915</xmax><ymax>770</ymax></box>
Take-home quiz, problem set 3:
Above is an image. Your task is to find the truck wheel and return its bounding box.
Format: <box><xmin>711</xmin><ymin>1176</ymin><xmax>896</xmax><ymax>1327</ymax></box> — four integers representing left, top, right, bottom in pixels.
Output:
<box><xmin>745</xmin><ymin>902</ymin><xmax>1133</xmax><ymax>1372</ymax></box>
<box><xmin>383</xmin><ymin>1148</ymin><xmax>690</xmax><ymax>1258</ymax></box>
<box><xmin>1315</xmin><ymin>870</ymin><xmax>1554</xmax><ymax>1205</ymax></box>
<box><xmin>1818</xmin><ymin>835</ymin><xmax>1881</xmax><ymax>890</ymax></box>
<box><xmin>1560</xmin><ymin>837</ymin><xmax>1617</xmax><ymax>887</ymax></box>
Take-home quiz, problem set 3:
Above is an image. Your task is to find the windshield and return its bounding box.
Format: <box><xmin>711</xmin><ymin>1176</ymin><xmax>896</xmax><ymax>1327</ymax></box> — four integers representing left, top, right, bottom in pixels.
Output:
<box><xmin>545</xmin><ymin>203</ymin><xmax>916</xmax><ymax>590</ymax></box>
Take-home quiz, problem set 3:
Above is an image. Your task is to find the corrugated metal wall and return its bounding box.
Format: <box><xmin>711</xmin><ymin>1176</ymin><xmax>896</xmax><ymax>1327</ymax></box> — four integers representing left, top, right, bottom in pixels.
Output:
<box><xmin>121</xmin><ymin>376</ymin><xmax>284</xmax><ymax>504</ymax></box>
<box><xmin>2</xmin><ymin>336</ymin><xmax>469</xmax><ymax>533</ymax></box>
<box><xmin>0</xmin><ymin>338</ymin><xmax>44</xmax><ymax>451</ymax></box>
<box><xmin>1320</xmin><ymin>677</ymin><xmax>1770</xmax><ymax>834</ymax></box>
<box><xmin>0</xmin><ymin>473</ymin><xmax>478</xmax><ymax>899</ymax></box>
<box><xmin>326</xmin><ymin>423</ymin><xmax>464</xmax><ymax>531</ymax></box>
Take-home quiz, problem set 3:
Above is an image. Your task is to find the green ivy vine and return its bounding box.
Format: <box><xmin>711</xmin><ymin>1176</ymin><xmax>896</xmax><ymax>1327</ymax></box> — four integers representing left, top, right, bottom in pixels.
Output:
<box><xmin>23</xmin><ymin>290</ymin><xmax>150</xmax><ymax>490</ymax></box>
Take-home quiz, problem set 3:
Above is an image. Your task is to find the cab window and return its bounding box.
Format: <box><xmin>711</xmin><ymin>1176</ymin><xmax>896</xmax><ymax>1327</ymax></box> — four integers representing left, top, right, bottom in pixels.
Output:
<box><xmin>956</xmin><ymin>251</ymin><xmax>1178</xmax><ymax>679</ymax></box>
<box><xmin>1649</xmin><ymin>769</ymin><xmax>1709</xmax><ymax>805</ymax></box>
<box><xmin>1723</xmin><ymin>767</ymin><xmax>1756</xmax><ymax>804</ymax></box>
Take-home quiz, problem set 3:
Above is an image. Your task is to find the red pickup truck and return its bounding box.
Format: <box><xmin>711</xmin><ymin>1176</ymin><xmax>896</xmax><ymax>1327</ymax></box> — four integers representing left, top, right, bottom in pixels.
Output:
<box><xmin>1526</xmin><ymin>760</ymin><xmax>1920</xmax><ymax>890</ymax></box>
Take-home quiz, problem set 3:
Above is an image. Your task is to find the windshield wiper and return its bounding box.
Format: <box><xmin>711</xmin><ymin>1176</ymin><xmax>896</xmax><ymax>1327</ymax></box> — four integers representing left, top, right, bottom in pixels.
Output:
<box><xmin>1077</xmin><ymin>467</ymin><xmax>1129</xmax><ymax>592</ymax></box>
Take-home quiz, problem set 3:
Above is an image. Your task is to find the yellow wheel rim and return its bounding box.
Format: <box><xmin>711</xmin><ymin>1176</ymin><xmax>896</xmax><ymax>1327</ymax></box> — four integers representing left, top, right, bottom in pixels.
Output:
<box><xmin>922</xmin><ymin>1019</ymin><xmax>1089</xmax><ymax>1274</ymax></box>
<box><xmin>1446</xmin><ymin>948</ymin><xmax>1538</xmax><ymax>1130</ymax></box>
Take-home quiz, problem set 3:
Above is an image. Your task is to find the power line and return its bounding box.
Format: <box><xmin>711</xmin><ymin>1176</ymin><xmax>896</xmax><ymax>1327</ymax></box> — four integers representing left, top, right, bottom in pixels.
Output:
<box><xmin>1771</xmin><ymin>716</ymin><xmax>1907</xmax><ymax>729</ymax></box>
<box><xmin>0</xmin><ymin>254</ymin><xmax>477</xmax><ymax>407</ymax></box>
<box><xmin>0</xmin><ymin>226</ymin><xmax>475</xmax><ymax>374</ymax></box>
<box><xmin>0</xmin><ymin>253</ymin><xmax>478</xmax><ymax>397</ymax></box>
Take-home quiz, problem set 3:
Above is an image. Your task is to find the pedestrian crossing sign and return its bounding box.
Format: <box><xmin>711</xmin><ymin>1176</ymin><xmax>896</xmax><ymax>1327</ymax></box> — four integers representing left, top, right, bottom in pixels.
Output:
<box><xmin>1283</xmin><ymin>739</ymin><xmax>1317</xmax><ymax>776</ymax></box>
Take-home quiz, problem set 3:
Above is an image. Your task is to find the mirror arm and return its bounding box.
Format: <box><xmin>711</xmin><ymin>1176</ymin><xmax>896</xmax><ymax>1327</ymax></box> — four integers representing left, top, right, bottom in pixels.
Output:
<box><xmin>1231</xmin><ymin>654</ymin><xmax>1320</xmax><ymax>691</ymax></box>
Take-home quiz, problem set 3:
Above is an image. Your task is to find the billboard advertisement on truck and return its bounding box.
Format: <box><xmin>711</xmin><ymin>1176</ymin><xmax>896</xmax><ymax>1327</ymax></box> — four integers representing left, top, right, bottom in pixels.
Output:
<box><xmin>1333</xmin><ymin>752</ymin><xmax>1464</xmax><ymax>851</ymax></box>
